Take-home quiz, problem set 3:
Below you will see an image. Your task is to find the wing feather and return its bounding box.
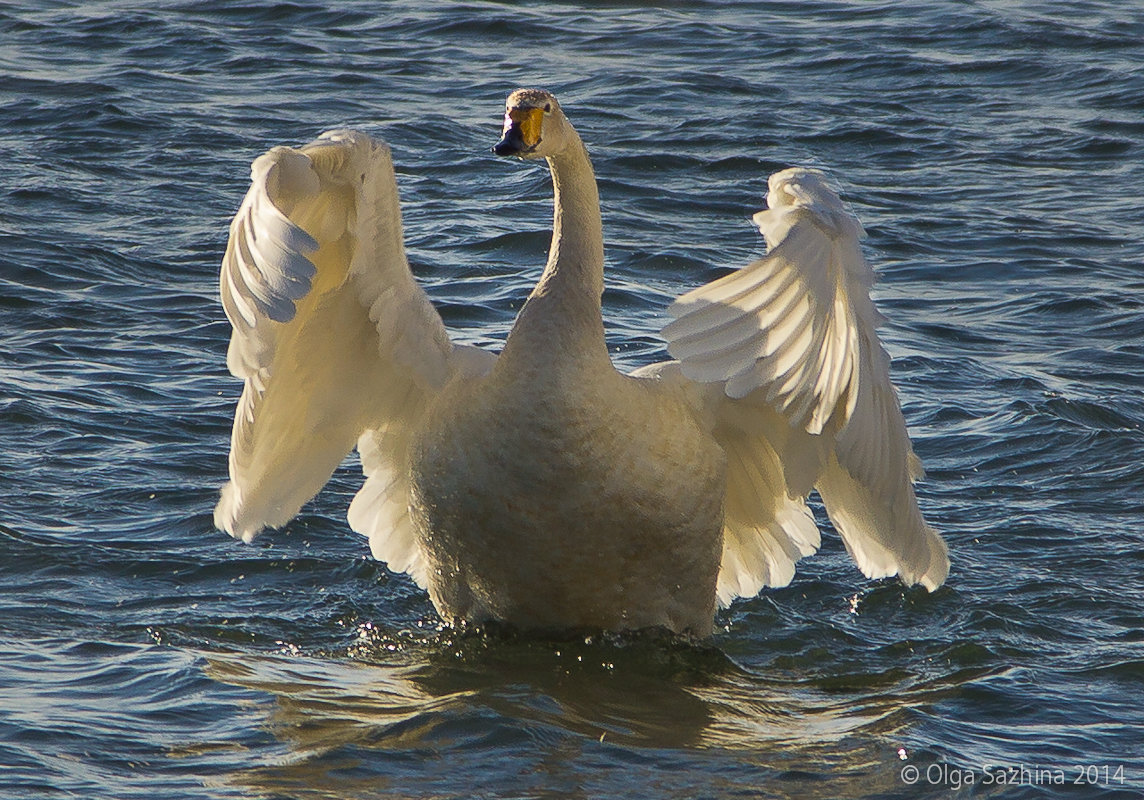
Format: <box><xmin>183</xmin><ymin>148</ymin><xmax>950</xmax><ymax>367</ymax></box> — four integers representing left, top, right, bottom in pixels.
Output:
<box><xmin>663</xmin><ymin>168</ymin><xmax>948</xmax><ymax>598</ymax></box>
<box><xmin>712</xmin><ymin>390</ymin><xmax>824</xmax><ymax>603</ymax></box>
<box><xmin>348</xmin><ymin>425</ymin><xmax>429</xmax><ymax>587</ymax></box>
<box><xmin>214</xmin><ymin>130</ymin><xmax>455</xmax><ymax>572</ymax></box>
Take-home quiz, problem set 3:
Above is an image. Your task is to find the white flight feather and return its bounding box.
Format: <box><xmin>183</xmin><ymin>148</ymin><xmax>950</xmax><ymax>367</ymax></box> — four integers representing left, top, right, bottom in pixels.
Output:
<box><xmin>215</xmin><ymin>130</ymin><xmax>455</xmax><ymax>556</ymax></box>
<box><xmin>665</xmin><ymin>167</ymin><xmax>947</xmax><ymax>597</ymax></box>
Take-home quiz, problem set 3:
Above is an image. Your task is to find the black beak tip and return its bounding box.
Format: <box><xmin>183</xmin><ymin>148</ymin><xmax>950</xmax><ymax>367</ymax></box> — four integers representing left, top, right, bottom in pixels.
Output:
<box><xmin>494</xmin><ymin>125</ymin><xmax>535</xmax><ymax>158</ymax></box>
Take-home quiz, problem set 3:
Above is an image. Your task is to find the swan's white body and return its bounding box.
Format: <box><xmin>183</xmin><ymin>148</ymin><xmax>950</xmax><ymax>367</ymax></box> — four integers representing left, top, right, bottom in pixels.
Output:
<box><xmin>215</xmin><ymin>89</ymin><xmax>948</xmax><ymax>636</ymax></box>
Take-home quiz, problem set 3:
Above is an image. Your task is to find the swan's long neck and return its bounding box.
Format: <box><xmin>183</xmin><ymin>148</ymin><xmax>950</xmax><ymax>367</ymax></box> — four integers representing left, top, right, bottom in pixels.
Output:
<box><xmin>501</xmin><ymin>133</ymin><xmax>608</xmax><ymax>369</ymax></box>
<box><xmin>536</xmin><ymin>136</ymin><xmax>605</xmax><ymax>302</ymax></box>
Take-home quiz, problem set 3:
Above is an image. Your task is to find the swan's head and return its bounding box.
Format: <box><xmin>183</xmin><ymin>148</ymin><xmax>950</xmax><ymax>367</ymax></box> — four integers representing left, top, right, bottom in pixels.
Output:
<box><xmin>493</xmin><ymin>88</ymin><xmax>573</xmax><ymax>159</ymax></box>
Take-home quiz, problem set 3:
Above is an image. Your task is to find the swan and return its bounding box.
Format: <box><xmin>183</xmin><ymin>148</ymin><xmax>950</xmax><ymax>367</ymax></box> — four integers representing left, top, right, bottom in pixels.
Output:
<box><xmin>214</xmin><ymin>87</ymin><xmax>948</xmax><ymax>636</ymax></box>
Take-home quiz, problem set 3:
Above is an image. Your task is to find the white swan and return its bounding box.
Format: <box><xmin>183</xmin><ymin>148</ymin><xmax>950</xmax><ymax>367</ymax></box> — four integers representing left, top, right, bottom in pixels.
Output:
<box><xmin>214</xmin><ymin>88</ymin><xmax>948</xmax><ymax>636</ymax></box>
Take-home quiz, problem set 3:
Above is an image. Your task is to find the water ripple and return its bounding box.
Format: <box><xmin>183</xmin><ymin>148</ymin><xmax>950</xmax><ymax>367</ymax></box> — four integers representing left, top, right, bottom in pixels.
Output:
<box><xmin>3</xmin><ymin>0</ymin><xmax>1144</xmax><ymax>797</ymax></box>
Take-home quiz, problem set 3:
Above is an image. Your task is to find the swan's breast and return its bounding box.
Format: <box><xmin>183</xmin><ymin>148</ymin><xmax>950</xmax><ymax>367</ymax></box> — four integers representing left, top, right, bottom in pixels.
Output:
<box><xmin>407</xmin><ymin>371</ymin><xmax>726</xmax><ymax>634</ymax></box>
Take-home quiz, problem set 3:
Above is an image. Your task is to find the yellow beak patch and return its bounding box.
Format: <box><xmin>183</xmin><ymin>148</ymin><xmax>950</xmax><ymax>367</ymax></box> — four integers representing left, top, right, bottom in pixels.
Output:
<box><xmin>506</xmin><ymin>107</ymin><xmax>544</xmax><ymax>149</ymax></box>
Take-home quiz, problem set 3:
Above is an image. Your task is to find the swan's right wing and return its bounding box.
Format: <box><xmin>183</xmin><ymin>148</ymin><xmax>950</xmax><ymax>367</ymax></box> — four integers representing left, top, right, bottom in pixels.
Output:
<box><xmin>216</xmin><ymin>131</ymin><xmax>453</xmax><ymax>572</ymax></box>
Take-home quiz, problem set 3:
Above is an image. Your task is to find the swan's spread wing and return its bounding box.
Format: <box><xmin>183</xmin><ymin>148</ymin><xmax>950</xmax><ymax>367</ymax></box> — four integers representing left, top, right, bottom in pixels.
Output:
<box><xmin>664</xmin><ymin>168</ymin><xmax>947</xmax><ymax>598</ymax></box>
<box><xmin>664</xmin><ymin>172</ymin><xmax>864</xmax><ymax>435</ymax></box>
<box><xmin>216</xmin><ymin>131</ymin><xmax>453</xmax><ymax>565</ymax></box>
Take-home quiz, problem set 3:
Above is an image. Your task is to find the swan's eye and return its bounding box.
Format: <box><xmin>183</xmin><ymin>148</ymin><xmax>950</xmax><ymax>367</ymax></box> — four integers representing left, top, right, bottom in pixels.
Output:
<box><xmin>543</xmin><ymin>103</ymin><xmax>552</xmax><ymax>113</ymax></box>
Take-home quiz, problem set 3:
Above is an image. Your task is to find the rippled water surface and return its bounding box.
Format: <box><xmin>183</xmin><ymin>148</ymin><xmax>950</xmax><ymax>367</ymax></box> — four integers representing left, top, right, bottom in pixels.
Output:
<box><xmin>3</xmin><ymin>2</ymin><xmax>1144</xmax><ymax>798</ymax></box>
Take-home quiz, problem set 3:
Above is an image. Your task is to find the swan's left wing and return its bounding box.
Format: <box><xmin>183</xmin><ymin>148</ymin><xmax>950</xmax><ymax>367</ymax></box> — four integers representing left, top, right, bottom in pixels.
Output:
<box><xmin>663</xmin><ymin>168</ymin><xmax>947</xmax><ymax>602</ymax></box>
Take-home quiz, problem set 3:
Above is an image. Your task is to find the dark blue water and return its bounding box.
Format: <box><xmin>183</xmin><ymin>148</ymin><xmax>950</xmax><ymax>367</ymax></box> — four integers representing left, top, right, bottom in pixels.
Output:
<box><xmin>3</xmin><ymin>2</ymin><xmax>1143</xmax><ymax>798</ymax></box>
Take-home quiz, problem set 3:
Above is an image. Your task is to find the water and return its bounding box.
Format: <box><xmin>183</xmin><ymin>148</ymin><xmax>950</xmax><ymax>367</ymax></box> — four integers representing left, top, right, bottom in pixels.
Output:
<box><xmin>2</xmin><ymin>1</ymin><xmax>1143</xmax><ymax>797</ymax></box>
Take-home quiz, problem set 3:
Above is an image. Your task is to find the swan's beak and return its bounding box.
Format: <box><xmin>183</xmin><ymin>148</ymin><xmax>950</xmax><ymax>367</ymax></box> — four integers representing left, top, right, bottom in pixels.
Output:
<box><xmin>493</xmin><ymin>107</ymin><xmax>543</xmax><ymax>157</ymax></box>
